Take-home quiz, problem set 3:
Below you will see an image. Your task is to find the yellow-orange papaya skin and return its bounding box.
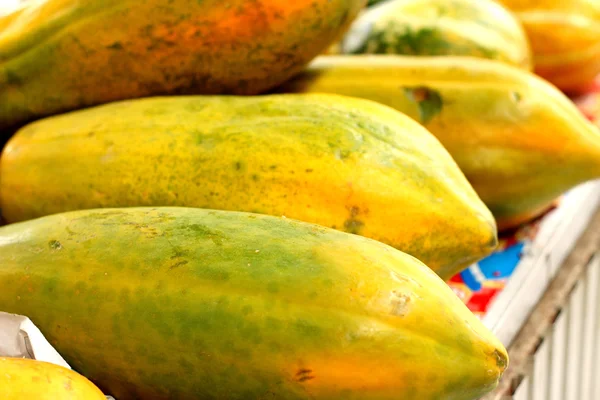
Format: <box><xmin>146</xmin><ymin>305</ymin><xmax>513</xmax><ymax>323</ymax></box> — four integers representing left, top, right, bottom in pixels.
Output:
<box><xmin>0</xmin><ymin>357</ymin><xmax>106</xmax><ymax>400</ymax></box>
<box><xmin>496</xmin><ymin>0</ymin><xmax>600</xmax><ymax>93</ymax></box>
<box><xmin>0</xmin><ymin>93</ymin><xmax>497</xmax><ymax>280</ymax></box>
<box><xmin>335</xmin><ymin>0</ymin><xmax>533</xmax><ymax>70</ymax></box>
<box><xmin>0</xmin><ymin>0</ymin><xmax>365</xmax><ymax>131</ymax></box>
<box><xmin>277</xmin><ymin>55</ymin><xmax>600</xmax><ymax>231</ymax></box>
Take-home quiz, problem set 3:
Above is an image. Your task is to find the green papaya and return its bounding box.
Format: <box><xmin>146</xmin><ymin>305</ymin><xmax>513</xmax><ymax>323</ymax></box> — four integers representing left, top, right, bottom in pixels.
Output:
<box><xmin>0</xmin><ymin>207</ymin><xmax>508</xmax><ymax>400</ymax></box>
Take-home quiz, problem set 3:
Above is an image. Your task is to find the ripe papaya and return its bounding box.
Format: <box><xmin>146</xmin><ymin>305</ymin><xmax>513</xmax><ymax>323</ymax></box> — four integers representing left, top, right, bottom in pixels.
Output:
<box><xmin>0</xmin><ymin>357</ymin><xmax>106</xmax><ymax>400</ymax></box>
<box><xmin>496</xmin><ymin>0</ymin><xmax>600</xmax><ymax>93</ymax></box>
<box><xmin>0</xmin><ymin>207</ymin><xmax>508</xmax><ymax>400</ymax></box>
<box><xmin>277</xmin><ymin>56</ymin><xmax>600</xmax><ymax>230</ymax></box>
<box><xmin>332</xmin><ymin>0</ymin><xmax>532</xmax><ymax>70</ymax></box>
<box><xmin>0</xmin><ymin>93</ymin><xmax>496</xmax><ymax>280</ymax></box>
<box><xmin>0</xmin><ymin>0</ymin><xmax>364</xmax><ymax>131</ymax></box>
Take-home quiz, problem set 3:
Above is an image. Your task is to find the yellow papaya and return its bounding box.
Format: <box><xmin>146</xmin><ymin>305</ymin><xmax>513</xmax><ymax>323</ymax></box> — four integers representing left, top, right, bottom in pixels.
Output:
<box><xmin>333</xmin><ymin>0</ymin><xmax>532</xmax><ymax>70</ymax></box>
<box><xmin>0</xmin><ymin>0</ymin><xmax>364</xmax><ymax>131</ymax></box>
<box><xmin>0</xmin><ymin>357</ymin><xmax>106</xmax><ymax>400</ymax></box>
<box><xmin>496</xmin><ymin>0</ymin><xmax>600</xmax><ymax>93</ymax></box>
<box><xmin>277</xmin><ymin>56</ymin><xmax>600</xmax><ymax>230</ymax></box>
<box><xmin>0</xmin><ymin>207</ymin><xmax>508</xmax><ymax>399</ymax></box>
<box><xmin>0</xmin><ymin>93</ymin><xmax>497</xmax><ymax>280</ymax></box>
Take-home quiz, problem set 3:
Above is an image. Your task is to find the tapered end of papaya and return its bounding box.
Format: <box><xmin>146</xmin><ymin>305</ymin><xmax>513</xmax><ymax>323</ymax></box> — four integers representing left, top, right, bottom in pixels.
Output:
<box><xmin>453</xmin><ymin>311</ymin><xmax>509</xmax><ymax>398</ymax></box>
<box><xmin>434</xmin><ymin>208</ymin><xmax>499</xmax><ymax>281</ymax></box>
<box><xmin>0</xmin><ymin>358</ymin><xmax>106</xmax><ymax>400</ymax></box>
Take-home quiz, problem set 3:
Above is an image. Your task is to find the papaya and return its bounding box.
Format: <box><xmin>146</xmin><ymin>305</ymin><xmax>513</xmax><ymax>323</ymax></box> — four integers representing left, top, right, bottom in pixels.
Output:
<box><xmin>495</xmin><ymin>0</ymin><xmax>600</xmax><ymax>93</ymax></box>
<box><xmin>0</xmin><ymin>357</ymin><xmax>106</xmax><ymax>400</ymax></box>
<box><xmin>0</xmin><ymin>0</ymin><xmax>365</xmax><ymax>131</ymax></box>
<box><xmin>0</xmin><ymin>93</ymin><xmax>497</xmax><ymax>280</ymax></box>
<box><xmin>0</xmin><ymin>207</ymin><xmax>508</xmax><ymax>400</ymax></box>
<box><xmin>276</xmin><ymin>56</ymin><xmax>600</xmax><ymax>230</ymax></box>
<box><xmin>332</xmin><ymin>0</ymin><xmax>532</xmax><ymax>70</ymax></box>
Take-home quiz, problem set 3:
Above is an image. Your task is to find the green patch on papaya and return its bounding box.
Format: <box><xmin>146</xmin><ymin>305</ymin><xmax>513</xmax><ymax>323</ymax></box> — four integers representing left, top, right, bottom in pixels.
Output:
<box><xmin>351</xmin><ymin>25</ymin><xmax>455</xmax><ymax>56</ymax></box>
<box><xmin>403</xmin><ymin>86</ymin><xmax>443</xmax><ymax>124</ymax></box>
<box><xmin>4</xmin><ymin>69</ymin><xmax>22</xmax><ymax>85</ymax></box>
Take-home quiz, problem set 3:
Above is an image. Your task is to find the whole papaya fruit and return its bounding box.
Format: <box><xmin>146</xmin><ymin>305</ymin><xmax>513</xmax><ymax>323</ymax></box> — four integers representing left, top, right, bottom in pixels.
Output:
<box><xmin>0</xmin><ymin>0</ymin><xmax>364</xmax><ymax>131</ymax></box>
<box><xmin>334</xmin><ymin>0</ymin><xmax>532</xmax><ymax>70</ymax></box>
<box><xmin>0</xmin><ymin>207</ymin><xmax>508</xmax><ymax>400</ymax></box>
<box><xmin>496</xmin><ymin>0</ymin><xmax>600</xmax><ymax>93</ymax></box>
<box><xmin>277</xmin><ymin>56</ymin><xmax>600</xmax><ymax>230</ymax></box>
<box><xmin>0</xmin><ymin>93</ymin><xmax>497</xmax><ymax>279</ymax></box>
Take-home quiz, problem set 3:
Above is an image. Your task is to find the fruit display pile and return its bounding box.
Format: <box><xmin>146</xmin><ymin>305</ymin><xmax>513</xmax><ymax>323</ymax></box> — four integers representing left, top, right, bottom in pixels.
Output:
<box><xmin>0</xmin><ymin>0</ymin><xmax>599</xmax><ymax>399</ymax></box>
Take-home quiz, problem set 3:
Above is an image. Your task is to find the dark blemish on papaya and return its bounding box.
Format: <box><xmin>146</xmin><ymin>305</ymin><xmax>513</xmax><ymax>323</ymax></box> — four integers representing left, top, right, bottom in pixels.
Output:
<box><xmin>493</xmin><ymin>349</ymin><xmax>508</xmax><ymax>369</ymax></box>
<box><xmin>269</xmin><ymin>165</ymin><xmax>277</xmax><ymax>170</ymax></box>
<box><xmin>252</xmin><ymin>174</ymin><xmax>259</xmax><ymax>181</ymax></box>
<box><xmin>169</xmin><ymin>260</ymin><xmax>188</xmax><ymax>270</ymax></box>
<box><xmin>296</xmin><ymin>369</ymin><xmax>315</xmax><ymax>382</ymax></box>
<box><xmin>170</xmin><ymin>248</ymin><xmax>189</xmax><ymax>259</ymax></box>
<box><xmin>305</xmin><ymin>169</ymin><xmax>313</xmax><ymax>173</ymax></box>
<box><xmin>344</xmin><ymin>206</ymin><xmax>364</xmax><ymax>234</ymax></box>
<box><xmin>87</xmin><ymin>131</ymin><xmax>95</xmax><ymax>137</ymax></box>
<box><xmin>512</xmin><ymin>92</ymin><xmax>522</xmax><ymax>102</ymax></box>
<box><xmin>106</xmin><ymin>42</ymin><xmax>123</xmax><ymax>50</ymax></box>
<box><xmin>5</xmin><ymin>69</ymin><xmax>22</xmax><ymax>85</ymax></box>
<box><xmin>142</xmin><ymin>24</ymin><xmax>154</xmax><ymax>36</ymax></box>
<box><xmin>296</xmin><ymin>369</ymin><xmax>312</xmax><ymax>376</ymax></box>
<box><xmin>403</xmin><ymin>86</ymin><xmax>443</xmax><ymax>124</ymax></box>
<box><xmin>49</xmin><ymin>240</ymin><xmax>62</xmax><ymax>250</ymax></box>
<box><xmin>235</xmin><ymin>161</ymin><xmax>243</xmax><ymax>171</ymax></box>
<box><xmin>335</xmin><ymin>149</ymin><xmax>350</xmax><ymax>160</ymax></box>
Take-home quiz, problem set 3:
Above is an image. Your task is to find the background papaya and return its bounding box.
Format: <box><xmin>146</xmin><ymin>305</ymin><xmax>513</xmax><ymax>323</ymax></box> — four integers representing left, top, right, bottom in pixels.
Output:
<box><xmin>0</xmin><ymin>0</ymin><xmax>365</xmax><ymax>131</ymax></box>
<box><xmin>332</xmin><ymin>0</ymin><xmax>532</xmax><ymax>70</ymax></box>
<box><xmin>495</xmin><ymin>0</ymin><xmax>600</xmax><ymax>93</ymax></box>
<box><xmin>0</xmin><ymin>207</ymin><xmax>508</xmax><ymax>400</ymax></box>
<box><xmin>276</xmin><ymin>56</ymin><xmax>600</xmax><ymax>230</ymax></box>
<box><xmin>0</xmin><ymin>93</ymin><xmax>497</xmax><ymax>280</ymax></box>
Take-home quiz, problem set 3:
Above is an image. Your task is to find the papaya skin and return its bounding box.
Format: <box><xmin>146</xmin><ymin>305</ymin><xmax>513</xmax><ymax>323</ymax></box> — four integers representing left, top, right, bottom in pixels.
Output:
<box><xmin>0</xmin><ymin>0</ymin><xmax>365</xmax><ymax>131</ymax></box>
<box><xmin>0</xmin><ymin>357</ymin><xmax>106</xmax><ymax>400</ymax></box>
<box><xmin>336</xmin><ymin>0</ymin><xmax>532</xmax><ymax>70</ymax></box>
<box><xmin>0</xmin><ymin>207</ymin><xmax>508</xmax><ymax>400</ymax></box>
<box><xmin>0</xmin><ymin>93</ymin><xmax>496</xmax><ymax>280</ymax></box>
<box><xmin>277</xmin><ymin>55</ymin><xmax>600</xmax><ymax>230</ymax></box>
<box><xmin>496</xmin><ymin>0</ymin><xmax>600</xmax><ymax>93</ymax></box>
